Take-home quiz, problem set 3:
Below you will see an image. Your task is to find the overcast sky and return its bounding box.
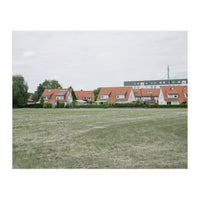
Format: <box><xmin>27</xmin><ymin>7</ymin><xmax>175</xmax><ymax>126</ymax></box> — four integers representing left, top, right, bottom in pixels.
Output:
<box><xmin>12</xmin><ymin>31</ymin><xmax>187</xmax><ymax>93</ymax></box>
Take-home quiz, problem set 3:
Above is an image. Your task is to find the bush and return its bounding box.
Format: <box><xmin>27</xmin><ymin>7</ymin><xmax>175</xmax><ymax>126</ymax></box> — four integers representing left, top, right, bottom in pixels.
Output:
<box><xmin>59</xmin><ymin>103</ymin><xmax>64</xmax><ymax>108</ymax></box>
<box><xmin>65</xmin><ymin>104</ymin><xmax>70</xmax><ymax>108</ymax></box>
<box><xmin>43</xmin><ymin>103</ymin><xmax>52</xmax><ymax>108</ymax></box>
<box><xmin>24</xmin><ymin>104</ymin><xmax>42</xmax><ymax>108</ymax></box>
<box><xmin>56</xmin><ymin>100</ymin><xmax>60</xmax><ymax>108</ymax></box>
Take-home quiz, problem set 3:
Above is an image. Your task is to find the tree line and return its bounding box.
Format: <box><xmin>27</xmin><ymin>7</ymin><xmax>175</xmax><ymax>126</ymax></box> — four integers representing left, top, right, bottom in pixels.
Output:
<box><xmin>13</xmin><ymin>75</ymin><xmax>101</xmax><ymax>108</ymax></box>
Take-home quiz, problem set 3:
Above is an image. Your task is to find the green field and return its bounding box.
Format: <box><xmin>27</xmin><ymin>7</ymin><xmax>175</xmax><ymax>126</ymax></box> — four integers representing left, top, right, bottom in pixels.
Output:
<box><xmin>13</xmin><ymin>108</ymin><xmax>187</xmax><ymax>169</ymax></box>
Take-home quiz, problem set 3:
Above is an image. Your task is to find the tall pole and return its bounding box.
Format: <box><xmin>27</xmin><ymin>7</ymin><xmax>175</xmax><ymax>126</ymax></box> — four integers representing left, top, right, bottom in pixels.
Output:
<box><xmin>167</xmin><ymin>65</ymin><xmax>169</xmax><ymax>80</ymax></box>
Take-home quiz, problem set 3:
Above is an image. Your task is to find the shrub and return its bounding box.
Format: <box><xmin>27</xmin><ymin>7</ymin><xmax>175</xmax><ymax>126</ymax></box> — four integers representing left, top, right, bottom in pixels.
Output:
<box><xmin>65</xmin><ymin>104</ymin><xmax>70</xmax><ymax>108</ymax></box>
<box><xmin>43</xmin><ymin>103</ymin><xmax>52</xmax><ymax>108</ymax></box>
<box><xmin>59</xmin><ymin>103</ymin><xmax>64</xmax><ymax>108</ymax></box>
<box><xmin>56</xmin><ymin>100</ymin><xmax>60</xmax><ymax>108</ymax></box>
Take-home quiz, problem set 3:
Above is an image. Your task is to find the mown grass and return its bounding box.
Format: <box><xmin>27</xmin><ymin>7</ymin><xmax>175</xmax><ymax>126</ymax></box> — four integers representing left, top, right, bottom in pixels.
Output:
<box><xmin>13</xmin><ymin>108</ymin><xmax>187</xmax><ymax>168</ymax></box>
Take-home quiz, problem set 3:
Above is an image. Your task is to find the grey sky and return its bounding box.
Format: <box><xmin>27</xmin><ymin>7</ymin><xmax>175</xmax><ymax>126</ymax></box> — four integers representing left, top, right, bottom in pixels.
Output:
<box><xmin>12</xmin><ymin>31</ymin><xmax>187</xmax><ymax>93</ymax></box>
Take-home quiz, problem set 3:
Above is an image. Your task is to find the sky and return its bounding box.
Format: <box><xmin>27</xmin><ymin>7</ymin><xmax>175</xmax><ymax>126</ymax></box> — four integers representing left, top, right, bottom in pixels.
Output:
<box><xmin>12</xmin><ymin>31</ymin><xmax>187</xmax><ymax>93</ymax></box>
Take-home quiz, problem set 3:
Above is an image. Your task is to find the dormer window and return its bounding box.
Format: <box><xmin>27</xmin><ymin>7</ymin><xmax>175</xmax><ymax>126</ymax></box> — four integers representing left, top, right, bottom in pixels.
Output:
<box><xmin>43</xmin><ymin>96</ymin><xmax>49</xmax><ymax>100</ymax></box>
<box><xmin>84</xmin><ymin>97</ymin><xmax>91</xmax><ymax>100</ymax></box>
<box><xmin>48</xmin><ymin>90</ymin><xmax>51</xmax><ymax>92</ymax></box>
<box><xmin>116</xmin><ymin>95</ymin><xmax>125</xmax><ymax>99</ymax></box>
<box><xmin>100</xmin><ymin>95</ymin><xmax>109</xmax><ymax>99</ymax></box>
<box><xmin>168</xmin><ymin>94</ymin><xmax>178</xmax><ymax>98</ymax></box>
<box><xmin>170</xmin><ymin>88</ymin><xmax>174</xmax><ymax>90</ymax></box>
<box><xmin>56</xmin><ymin>96</ymin><xmax>64</xmax><ymax>100</ymax></box>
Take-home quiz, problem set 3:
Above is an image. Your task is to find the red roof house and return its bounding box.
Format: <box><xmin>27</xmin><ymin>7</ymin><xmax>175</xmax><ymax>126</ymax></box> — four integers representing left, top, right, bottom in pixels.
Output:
<box><xmin>133</xmin><ymin>88</ymin><xmax>160</xmax><ymax>103</ymax></box>
<box><xmin>96</xmin><ymin>87</ymin><xmax>135</xmax><ymax>104</ymax></box>
<box><xmin>74</xmin><ymin>90</ymin><xmax>94</xmax><ymax>102</ymax></box>
<box><xmin>158</xmin><ymin>86</ymin><xmax>188</xmax><ymax>105</ymax></box>
<box><xmin>41</xmin><ymin>88</ymin><xmax>73</xmax><ymax>104</ymax></box>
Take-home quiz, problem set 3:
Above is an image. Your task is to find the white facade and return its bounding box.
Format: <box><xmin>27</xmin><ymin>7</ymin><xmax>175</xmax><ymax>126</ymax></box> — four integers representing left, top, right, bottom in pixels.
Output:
<box><xmin>158</xmin><ymin>89</ymin><xmax>179</xmax><ymax>105</ymax></box>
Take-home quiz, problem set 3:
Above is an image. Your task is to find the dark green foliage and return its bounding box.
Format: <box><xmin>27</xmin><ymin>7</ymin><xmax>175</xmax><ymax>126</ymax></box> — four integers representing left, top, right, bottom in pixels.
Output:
<box><xmin>182</xmin><ymin>100</ymin><xmax>187</xmax><ymax>105</ymax></box>
<box><xmin>65</xmin><ymin>104</ymin><xmax>70</xmax><ymax>108</ymax></box>
<box><xmin>40</xmin><ymin>96</ymin><xmax>44</xmax><ymax>108</ymax></box>
<box><xmin>24</xmin><ymin>104</ymin><xmax>42</xmax><ymax>108</ymax></box>
<box><xmin>93</xmin><ymin>88</ymin><xmax>101</xmax><ymax>101</ymax></box>
<box><xmin>56</xmin><ymin>101</ymin><xmax>60</xmax><ymax>108</ymax></box>
<box><xmin>13</xmin><ymin>75</ymin><xmax>29</xmax><ymax>108</ymax></box>
<box><xmin>43</xmin><ymin>103</ymin><xmax>52</xmax><ymax>108</ymax></box>
<box><xmin>69</xmin><ymin>86</ymin><xmax>77</xmax><ymax>101</ymax></box>
<box><xmin>59</xmin><ymin>103</ymin><xmax>64</xmax><ymax>108</ymax></box>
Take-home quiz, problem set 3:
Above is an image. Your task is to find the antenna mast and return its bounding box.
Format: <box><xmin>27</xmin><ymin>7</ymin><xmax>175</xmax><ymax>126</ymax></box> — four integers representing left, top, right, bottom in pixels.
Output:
<box><xmin>167</xmin><ymin>65</ymin><xmax>169</xmax><ymax>79</ymax></box>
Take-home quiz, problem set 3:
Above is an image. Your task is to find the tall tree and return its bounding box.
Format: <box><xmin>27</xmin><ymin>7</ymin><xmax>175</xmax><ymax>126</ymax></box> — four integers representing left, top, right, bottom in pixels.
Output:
<box><xmin>93</xmin><ymin>88</ymin><xmax>101</xmax><ymax>101</ymax></box>
<box><xmin>69</xmin><ymin>86</ymin><xmax>77</xmax><ymax>101</ymax></box>
<box><xmin>13</xmin><ymin>75</ymin><xmax>29</xmax><ymax>107</ymax></box>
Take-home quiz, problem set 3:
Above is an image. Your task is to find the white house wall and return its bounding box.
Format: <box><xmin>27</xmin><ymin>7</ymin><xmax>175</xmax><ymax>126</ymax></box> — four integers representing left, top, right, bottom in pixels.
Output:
<box><xmin>158</xmin><ymin>89</ymin><xmax>166</xmax><ymax>105</ymax></box>
<box><xmin>127</xmin><ymin>89</ymin><xmax>136</xmax><ymax>102</ymax></box>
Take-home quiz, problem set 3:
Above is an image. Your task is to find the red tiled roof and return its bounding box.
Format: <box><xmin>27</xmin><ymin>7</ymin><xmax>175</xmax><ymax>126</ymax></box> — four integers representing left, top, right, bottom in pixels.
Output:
<box><xmin>41</xmin><ymin>88</ymin><xmax>71</xmax><ymax>103</ymax></box>
<box><xmin>133</xmin><ymin>88</ymin><xmax>160</xmax><ymax>97</ymax></box>
<box><xmin>97</xmin><ymin>87</ymin><xmax>133</xmax><ymax>104</ymax></box>
<box><xmin>161</xmin><ymin>86</ymin><xmax>188</xmax><ymax>104</ymax></box>
<box><xmin>74</xmin><ymin>91</ymin><xmax>94</xmax><ymax>102</ymax></box>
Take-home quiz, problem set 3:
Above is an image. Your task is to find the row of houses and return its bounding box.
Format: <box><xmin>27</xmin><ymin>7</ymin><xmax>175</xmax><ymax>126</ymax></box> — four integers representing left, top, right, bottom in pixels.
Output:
<box><xmin>40</xmin><ymin>85</ymin><xmax>188</xmax><ymax>105</ymax></box>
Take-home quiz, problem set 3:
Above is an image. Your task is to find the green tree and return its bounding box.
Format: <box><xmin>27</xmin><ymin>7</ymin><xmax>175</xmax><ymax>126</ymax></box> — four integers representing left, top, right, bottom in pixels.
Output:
<box><xmin>93</xmin><ymin>88</ymin><xmax>101</xmax><ymax>101</ymax></box>
<box><xmin>13</xmin><ymin>75</ymin><xmax>29</xmax><ymax>107</ymax></box>
<box><xmin>40</xmin><ymin>96</ymin><xmax>44</xmax><ymax>108</ymax></box>
<box><xmin>69</xmin><ymin>86</ymin><xmax>77</xmax><ymax>101</ymax></box>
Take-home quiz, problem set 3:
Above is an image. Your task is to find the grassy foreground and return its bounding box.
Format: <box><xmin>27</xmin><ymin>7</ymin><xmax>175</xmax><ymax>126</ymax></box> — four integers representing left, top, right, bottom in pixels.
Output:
<box><xmin>13</xmin><ymin>108</ymin><xmax>187</xmax><ymax>169</ymax></box>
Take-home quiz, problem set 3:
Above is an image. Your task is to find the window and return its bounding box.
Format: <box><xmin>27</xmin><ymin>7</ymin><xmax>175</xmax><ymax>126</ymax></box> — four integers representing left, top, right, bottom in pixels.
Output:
<box><xmin>56</xmin><ymin>96</ymin><xmax>64</xmax><ymax>100</ymax></box>
<box><xmin>178</xmin><ymin>81</ymin><xmax>181</xmax><ymax>83</ymax></box>
<box><xmin>168</xmin><ymin>94</ymin><xmax>178</xmax><ymax>98</ymax></box>
<box><xmin>170</xmin><ymin>87</ymin><xmax>174</xmax><ymax>90</ymax></box>
<box><xmin>154</xmin><ymin>86</ymin><xmax>157</xmax><ymax>88</ymax></box>
<box><xmin>141</xmin><ymin>82</ymin><xmax>144</xmax><ymax>86</ymax></box>
<box><xmin>185</xmin><ymin>93</ymin><xmax>188</xmax><ymax>98</ymax></box>
<box><xmin>48</xmin><ymin>90</ymin><xmax>51</xmax><ymax>92</ymax></box>
<box><xmin>134</xmin><ymin>92</ymin><xmax>138</xmax><ymax>94</ymax></box>
<box><xmin>100</xmin><ymin>95</ymin><xmax>109</xmax><ymax>99</ymax></box>
<box><xmin>163</xmin><ymin>81</ymin><xmax>165</xmax><ymax>84</ymax></box>
<box><xmin>182</xmin><ymin>81</ymin><xmax>186</xmax><ymax>84</ymax></box>
<box><xmin>148</xmin><ymin>91</ymin><xmax>152</xmax><ymax>94</ymax></box>
<box><xmin>84</xmin><ymin>97</ymin><xmax>91</xmax><ymax>100</ymax></box>
<box><xmin>116</xmin><ymin>95</ymin><xmax>125</xmax><ymax>99</ymax></box>
<box><xmin>184</xmin><ymin>87</ymin><xmax>187</xmax><ymax>90</ymax></box>
<box><xmin>167</xmin><ymin>101</ymin><xmax>171</xmax><ymax>105</ymax></box>
<box><xmin>43</xmin><ymin>96</ymin><xmax>49</xmax><ymax>100</ymax></box>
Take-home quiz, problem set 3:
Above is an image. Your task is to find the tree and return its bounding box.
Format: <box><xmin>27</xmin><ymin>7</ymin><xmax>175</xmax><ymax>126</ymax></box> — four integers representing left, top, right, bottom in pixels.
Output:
<box><xmin>34</xmin><ymin>80</ymin><xmax>62</xmax><ymax>101</ymax></box>
<box><xmin>13</xmin><ymin>75</ymin><xmax>29</xmax><ymax>107</ymax></box>
<box><xmin>69</xmin><ymin>86</ymin><xmax>77</xmax><ymax>101</ymax></box>
<box><xmin>93</xmin><ymin>88</ymin><xmax>101</xmax><ymax>101</ymax></box>
<box><xmin>40</xmin><ymin>96</ymin><xmax>44</xmax><ymax>108</ymax></box>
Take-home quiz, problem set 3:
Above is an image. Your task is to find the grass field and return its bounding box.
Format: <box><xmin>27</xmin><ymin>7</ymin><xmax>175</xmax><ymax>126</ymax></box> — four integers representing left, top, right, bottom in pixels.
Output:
<box><xmin>13</xmin><ymin>108</ymin><xmax>187</xmax><ymax>169</ymax></box>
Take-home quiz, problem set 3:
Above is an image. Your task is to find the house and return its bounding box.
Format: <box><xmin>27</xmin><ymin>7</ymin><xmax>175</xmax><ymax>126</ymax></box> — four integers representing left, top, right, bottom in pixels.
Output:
<box><xmin>27</xmin><ymin>98</ymin><xmax>34</xmax><ymax>104</ymax></box>
<box><xmin>133</xmin><ymin>88</ymin><xmax>160</xmax><ymax>104</ymax></box>
<box><xmin>158</xmin><ymin>86</ymin><xmax>188</xmax><ymax>105</ymax></box>
<box><xmin>96</xmin><ymin>87</ymin><xmax>135</xmax><ymax>104</ymax></box>
<box><xmin>41</xmin><ymin>88</ymin><xmax>73</xmax><ymax>105</ymax></box>
<box><xmin>74</xmin><ymin>90</ymin><xmax>94</xmax><ymax>104</ymax></box>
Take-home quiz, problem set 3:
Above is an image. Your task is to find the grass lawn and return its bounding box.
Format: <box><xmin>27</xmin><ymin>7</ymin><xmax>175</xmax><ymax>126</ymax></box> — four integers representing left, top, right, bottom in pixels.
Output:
<box><xmin>13</xmin><ymin>108</ymin><xmax>187</xmax><ymax>169</ymax></box>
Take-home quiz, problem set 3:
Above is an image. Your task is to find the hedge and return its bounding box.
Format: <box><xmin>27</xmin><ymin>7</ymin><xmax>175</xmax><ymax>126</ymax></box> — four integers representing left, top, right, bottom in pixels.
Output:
<box><xmin>22</xmin><ymin>103</ymin><xmax>187</xmax><ymax>109</ymax></box>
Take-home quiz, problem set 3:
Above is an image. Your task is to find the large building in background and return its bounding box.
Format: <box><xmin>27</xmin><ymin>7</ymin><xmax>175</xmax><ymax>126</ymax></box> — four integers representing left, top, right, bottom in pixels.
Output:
<box><xmin>124</xmin><ymin>78</ymin><xmax>188</xmax><ymax>89</ymax></box>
